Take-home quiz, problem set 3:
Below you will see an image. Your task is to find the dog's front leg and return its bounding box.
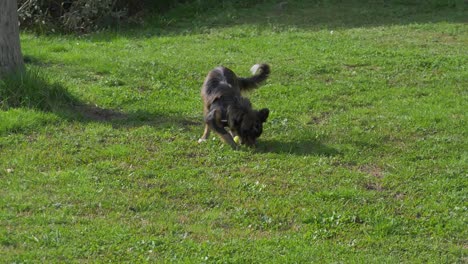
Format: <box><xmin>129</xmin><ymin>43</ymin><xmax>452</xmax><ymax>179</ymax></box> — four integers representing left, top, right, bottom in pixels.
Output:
<box><xmin>204</xmin><ymin>109</ymin><xmax>238</xmax><ymax>149</ymax></box>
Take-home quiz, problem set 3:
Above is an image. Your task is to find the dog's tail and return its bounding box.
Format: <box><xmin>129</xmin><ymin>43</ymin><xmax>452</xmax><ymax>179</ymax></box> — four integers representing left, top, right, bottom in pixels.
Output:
<box><xmin>238</xmin><ymin>63</ymin><xmax>270</xmax><ymax>91</ymax></box>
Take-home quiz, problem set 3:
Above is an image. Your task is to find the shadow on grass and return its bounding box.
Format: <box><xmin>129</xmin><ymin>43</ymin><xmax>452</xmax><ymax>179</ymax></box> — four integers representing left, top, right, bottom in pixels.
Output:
<box><xmin>84</xmin><ymin>0</ymin><xmax>467</xmax><ymax>41</ymax></box>
<box><xmin>0</xmin><ymin>67</ymin><xmax>76</xmax><ymax>111</ymax></box>
<box><xmin>74</xmin><ymin>105</ymin><xmax>201</xmax><ymax>130</ymax></box>
<box><xmin>0</xmin><ymin>66</ymin><xmax>201</xmax><ymax>131</ymax></box>
<box><xmin>256</xmin><ymin>138</ymin><xmax>339</xmax><ymax>156</ymax></box>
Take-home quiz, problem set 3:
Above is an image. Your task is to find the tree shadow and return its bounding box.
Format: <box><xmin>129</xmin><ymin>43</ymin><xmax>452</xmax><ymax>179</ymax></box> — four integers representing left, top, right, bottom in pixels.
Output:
<box><xmin>256</xmin><ymin>138</ymin><xmax>340</xmax><ymax>156</ymax></box>
<box><xmin>1</xmin><ymin>64</ymin><xmax>201</xmax><ymax>132</ymax></box>
<box><xmin>71</xmin><ymin>104</ymin><xmax>201</xmax><ymax>130</ymax></box>
<box><xmin>84</xmin><ymin>0</ymin><xmax>467</xmax><ymax>41</ymax></box>
<box><xmin>20</xmin><ymin>1</ymin><xmax>466</xmax><ymax>43</ymax></box>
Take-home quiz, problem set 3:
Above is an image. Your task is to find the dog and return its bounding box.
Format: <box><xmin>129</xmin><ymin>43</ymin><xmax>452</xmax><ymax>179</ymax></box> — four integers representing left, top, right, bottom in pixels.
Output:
<box><xmin>198</xmin><ymin>64</ymin><xmax>270</xmax><ymax>149</ymax></box>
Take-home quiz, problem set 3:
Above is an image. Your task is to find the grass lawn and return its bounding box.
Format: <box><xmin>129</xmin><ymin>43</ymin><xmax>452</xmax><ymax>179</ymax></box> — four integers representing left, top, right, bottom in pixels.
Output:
<box><xmin>1</xmin><ymin>0</ymin><xmax>467</xmax><ymax>262</ymax></box>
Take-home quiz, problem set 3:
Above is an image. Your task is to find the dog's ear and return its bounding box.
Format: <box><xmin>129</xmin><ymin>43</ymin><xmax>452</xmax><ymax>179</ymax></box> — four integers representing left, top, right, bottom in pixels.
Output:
<box><xmin>258</xmin><ymin>108</ymin><xmax>269</xmax><ymax>123</ymax></box>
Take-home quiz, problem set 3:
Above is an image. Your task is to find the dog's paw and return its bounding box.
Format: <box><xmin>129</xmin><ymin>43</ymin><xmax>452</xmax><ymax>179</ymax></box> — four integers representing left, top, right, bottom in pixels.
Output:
<box><xmin>198</xmin><ymin>138</ymin><xmax>207</xmax><ymax>144</ymax></box>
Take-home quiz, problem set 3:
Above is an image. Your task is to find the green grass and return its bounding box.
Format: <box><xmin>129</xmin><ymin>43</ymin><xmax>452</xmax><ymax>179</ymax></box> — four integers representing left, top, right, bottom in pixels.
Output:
<box><xmin>1</xmin><ymin>0</ymin><xmax>467</xmax><ymax>262</ymax></box>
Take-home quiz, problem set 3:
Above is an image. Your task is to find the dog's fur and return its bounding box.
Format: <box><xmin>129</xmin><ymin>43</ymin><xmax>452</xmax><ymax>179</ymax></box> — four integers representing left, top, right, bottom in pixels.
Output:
<box><xmin>198</xmin><ymin>64</ymin><xmax>270</xmax><ymax>149</ymax></box>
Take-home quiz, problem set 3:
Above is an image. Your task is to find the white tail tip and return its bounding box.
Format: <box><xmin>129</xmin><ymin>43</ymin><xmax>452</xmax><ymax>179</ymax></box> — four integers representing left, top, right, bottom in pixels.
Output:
<box><xmin>250</xmin><ymin>64</ymin><xmax>261</xmax><ymax>75</ymax></box>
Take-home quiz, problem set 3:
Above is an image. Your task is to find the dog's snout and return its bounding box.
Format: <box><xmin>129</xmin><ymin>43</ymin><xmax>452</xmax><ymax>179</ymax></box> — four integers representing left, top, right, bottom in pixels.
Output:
<box><xmin>243</xmin><ymin>137</ymin><xmax>257</xmax><ymax>147</ymax></box>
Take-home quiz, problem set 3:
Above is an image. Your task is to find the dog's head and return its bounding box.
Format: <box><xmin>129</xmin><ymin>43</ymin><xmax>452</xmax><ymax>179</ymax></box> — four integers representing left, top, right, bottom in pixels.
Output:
<box><xmin>228</xmin><ymin>99</ymin><xmax>269</xmax><ymax>146</ymax></box>
<box><xmin>238</xmin><ymin>108</ymin><xmax>269</xmax><ymax>146</ymax></box>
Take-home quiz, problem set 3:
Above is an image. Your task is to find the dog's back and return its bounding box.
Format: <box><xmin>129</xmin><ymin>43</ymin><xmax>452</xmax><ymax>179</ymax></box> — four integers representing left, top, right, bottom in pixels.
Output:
<box><xmin>201</xmin><ymin>64</ymin><xmax>270</xmax><ymax>106</ymax></box>
<box><xmin>201</xmin><ymin>67</ymin><xmax>241</xmax><ymax>107</ymax></box>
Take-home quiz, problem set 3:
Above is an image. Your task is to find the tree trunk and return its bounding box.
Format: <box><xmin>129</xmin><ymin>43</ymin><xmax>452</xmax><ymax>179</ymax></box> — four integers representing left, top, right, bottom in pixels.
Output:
<box><xmin>0</xmin><ymin>0</ymin><xmax>24</xmax><ymax>78</ymax></box>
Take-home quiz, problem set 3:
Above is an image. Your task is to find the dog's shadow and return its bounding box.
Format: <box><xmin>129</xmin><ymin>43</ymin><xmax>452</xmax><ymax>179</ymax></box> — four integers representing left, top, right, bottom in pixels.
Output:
<box><xmin>256</xmin><ymin>138</ymin><xmax>339</xmax><ymax>156</ymax></box>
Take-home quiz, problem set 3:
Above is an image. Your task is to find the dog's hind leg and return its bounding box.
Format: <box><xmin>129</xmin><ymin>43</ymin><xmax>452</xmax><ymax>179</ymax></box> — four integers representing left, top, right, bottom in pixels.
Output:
<box><xmin>198</xmin><ymin>124</ymin><xmax>211</xmax><ymax>143</ymax></box>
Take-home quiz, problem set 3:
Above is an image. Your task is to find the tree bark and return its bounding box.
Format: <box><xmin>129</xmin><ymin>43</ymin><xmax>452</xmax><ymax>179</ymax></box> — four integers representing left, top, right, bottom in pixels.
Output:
<box><xmin>0</xmin><ymin>0</ymin><xmax>24</xmax><ymax>78</ymax></box>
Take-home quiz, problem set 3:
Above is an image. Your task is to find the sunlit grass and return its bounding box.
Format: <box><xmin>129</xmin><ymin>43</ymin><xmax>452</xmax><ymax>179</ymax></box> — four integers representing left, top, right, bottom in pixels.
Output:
<box><xmin>1</xmin><ymin>0</ymin><xmax>467</xmax><ymax>262</ymax></box>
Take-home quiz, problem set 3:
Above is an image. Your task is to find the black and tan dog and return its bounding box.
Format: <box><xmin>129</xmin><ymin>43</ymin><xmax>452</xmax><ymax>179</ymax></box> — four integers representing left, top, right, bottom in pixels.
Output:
<box><xmin>198</xmin><ymin>64</ymin><xmax>270</xmax><ymax>149</ymax></box>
